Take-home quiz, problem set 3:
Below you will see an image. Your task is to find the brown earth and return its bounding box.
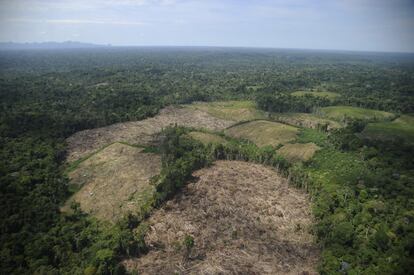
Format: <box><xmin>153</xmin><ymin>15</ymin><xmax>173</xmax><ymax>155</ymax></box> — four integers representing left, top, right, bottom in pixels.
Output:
<box><xmin>63</xmin><ymin>143</ymin><xmax>161</xmax><ymax>222</ymax></box>
<box><xmin>124</xmin><ymin>161</ymin><xmax>319</xmax><ymax>274</ymax></box>
<box><xmin>66</xmin><ymin>106</ymin><xmax>234</xmax><ymax>162</ymax></box>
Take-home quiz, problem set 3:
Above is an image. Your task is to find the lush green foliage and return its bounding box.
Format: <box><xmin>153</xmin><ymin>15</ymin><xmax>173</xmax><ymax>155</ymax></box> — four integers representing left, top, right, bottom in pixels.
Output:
<box><xmin>293</xmin><ymin>125</ymin><xmax>414</xmax><ymax>274</ymax></box>
<box><xmin>1</xmin><ymin>48</ymin><xmax>413</xmax><ymax>273</ymax></box>
<box><xmin>362</xmin><ymin>114</ymin><xmax>414</xmax><ymax>144</ymax></box>
<box><xmin>256</xmin><ymin>92</ymin><xmax>331</xmax><ymax>113</ymax></box>
<box><xmin>155</xmin><ymin>127</ymin><xmax>211</xmax><ymax>203</ymax></box>
<box><xmin>291</xmin><ymin>90</ymin><xmax>341</xmax><ymax>99</ymax></box>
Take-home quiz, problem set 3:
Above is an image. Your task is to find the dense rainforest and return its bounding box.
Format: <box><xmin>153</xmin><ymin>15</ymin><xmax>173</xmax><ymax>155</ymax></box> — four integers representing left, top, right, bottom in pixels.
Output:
<box><xmin>0</xmin><ymin>47</ymin><xmax>413</xmax><ymax>274</ymax></box>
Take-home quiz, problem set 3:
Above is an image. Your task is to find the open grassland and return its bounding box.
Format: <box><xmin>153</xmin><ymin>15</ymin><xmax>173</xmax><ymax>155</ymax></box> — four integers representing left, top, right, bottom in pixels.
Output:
<box><xmin>124</xmin><ymin>161</ymin><xmax>319</xmax><ymax>274</ymax></box>
<box><xmin>272</xmin><ymin>112</ymin><xmax>342</xmax><ymax>131</ymax></box>
<box><xmin>225</xmin><ymin>120</ymin><xmax>299</xmax><ymax>147</ymax></box>
<box><xmin>277</xmin><ymin>143</ymin><xmax>320</xmax><ymax>162</ymax></box>
<box><xmin>318</xmin><ymin>106</ymin><xmax>395</xmax><ymax>122</ymax></box>
<box><xmin>361</xmin><ymin>115</ymin><xmax>414</xmax><ymax>144</ymax></box>
<box><xmin>66</xmin><ymin>106</ymin><xmax>234</xmax><ymax>162</ymax></box>
<box><xmin>188</xmin><ymin>131</ymin><xmax>227</xmax><ymax>145</ymax></box>
<box><xmin>63</xmin><ymin>143</ymin><xmax>161</xmax><ymax>222</ymax></box>
<box><xmin>292</xmin><ymin>91</ymin><xmax>341</xmax><ymax>99</ymax></box>
<box><xmin>187</xmin><ymin>100</ymin><xmax>266</xmax><ymax>122</ymax></box>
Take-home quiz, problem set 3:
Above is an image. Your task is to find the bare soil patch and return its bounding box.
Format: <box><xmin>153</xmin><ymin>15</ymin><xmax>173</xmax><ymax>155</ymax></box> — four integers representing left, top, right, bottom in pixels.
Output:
<box><xmin>63</xmin><ymin>143</ymin><xmax>161</xmax><ymax>222</ymax></box>
<box><xmin>277</xmin><ymin>143</ymin><xmax>320</xmax><ymax>162</ymax></box>
<box><xmin>124</xmin><ymin>161</ymin><xmax>319</xmax><ymax>274</ymax></box>
<box><xmin>66</xmin><ymin>106</ymin><xmax>234</xmax><ymax>162</ymax></box>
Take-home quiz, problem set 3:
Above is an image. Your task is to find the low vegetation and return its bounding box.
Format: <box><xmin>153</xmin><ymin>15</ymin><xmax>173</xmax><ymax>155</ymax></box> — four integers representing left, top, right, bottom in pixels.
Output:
<box><xmin>361</xmin><ymin>114</ymin><xmax>414</xmax><ymax>144</ymax></box>
<box><xmin>187</xmin><ymin>131</ymin><xmax>227</xmax><ymax>145</ymax></box>
<box><xmin>64</xmin><ymin>143</ymin><xmax>161</xmax><ymax>222</ymax></box>
<box><xmin>66</xmin><ymin>106</ymin><xmax>234</xmax><ymax>162</ymax></box>
<box><xmin>277</xmin><ymin>142</ymin><xmax>320</xmax><ymax>162</ymax></box>
<box><xmin>225</xmin><ymin>120</ymin><xmax>299</xmax><ymax>147</ymax></box>
<box><xmin>187</xmin><ymin>100</ymin><xmax>266</xmax><ymax>122</ymax></box>
<box><xmin>317</xmin><ymin>106</ymin><xmax>395</xmax><ymax>122</ymax></box>
<box><xmin>271</xmin><ymin>112</ymin><xmax>342</xmax><ymax>131</ymax></box>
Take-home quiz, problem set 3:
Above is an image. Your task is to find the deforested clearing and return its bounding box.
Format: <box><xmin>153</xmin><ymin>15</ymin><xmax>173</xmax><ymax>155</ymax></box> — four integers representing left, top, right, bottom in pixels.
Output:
<box><xmin>124</xmin><ymin>161</ymin><xmax>319</xmax><ymax>274</ymax></box>
<box><xmin>272</xmin><ymin>112</ymin><xmax>342</xmax><ymax>131</ymax></box>
<box><xmin>277</xmin><ymin>142</ymin><xmax>320</xmax><ymax>162</ymax></box>
<box><xmin>187</xmin><ymin>100</ymin><xmax>266</xmax><ymax>122</ymax></box>
<box><xmin>188</xmin><ymin>131</ymin><xmax>227</xmax><ymax>145</ymax></box>
<box><xmin>225</xmin><ymin>120</ymin><xmax>299</xmax><ymax>147</ymax></box>
<box><xmin>66</xmin><ymin>106</ymin><xmax>234</xmax><ymax>162</ymax></box>
<box><xmin>318</xmin><ymin>106</ymin><xmax>395</xmax><ymax>122</ymax></box>
<box><xmin>63</xmin><ymin>142</ymin><xmax>161</xmax><ymax>222</ymax></box>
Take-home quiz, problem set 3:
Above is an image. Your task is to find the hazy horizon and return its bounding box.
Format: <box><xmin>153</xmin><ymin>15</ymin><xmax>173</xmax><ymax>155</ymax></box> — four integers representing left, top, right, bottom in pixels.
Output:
<box><xmin>1</xmin><ymin>0</ymin><xmax>414</xmax><ymax>53</ymax></box>
<box><xmin>3</xmin><ymin>41</ymin><xmax>414</xmax><ymax>54</ymax></box>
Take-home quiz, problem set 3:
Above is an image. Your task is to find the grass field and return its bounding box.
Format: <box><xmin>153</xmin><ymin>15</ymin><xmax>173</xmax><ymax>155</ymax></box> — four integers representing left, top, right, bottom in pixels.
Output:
<box><xmin>225</xmin><ymin>120</ymin><xmax>299</xmax><ymax>147</ymax></box>
<box><xmin>272</xmin><ymin>112</ymin><xmax>342</xmax><ymax>130</ymax></box>
<box><xmin>124</xmin><ymin>161</ymin><xmax>319</xmax><ymax>274</ymax></box>
<box><xmin>277</xmin><ymin>143</ymin><xmax>320</xmax><ymax>162</ymax></box>
<box><xmin>187</xmin><ymin>100</ymin><xmax>266</xmax><ymax>122</ymax></box>
<box><xmin>361</xmin><ymin>115</ymin><xmax>414</xmax><ymax>144</ymax></box>
<box><xmin>188</xmin><ymin>131</ymin><xmax>227</xmax><ymax>145</ymax></box>
<box><xmin>292</xmin><ymin>91</ymin><xmax>341</xmax><ymax>99</ymax></box>
<box><xmin>318</xmin><ymin>106</ymin><xmax>395</xmax><ymax>122</ymax></box>
<box><xmin>63</xmin><ymin>142</ymin><xmax>161</xmax><ymax>222</ymax></box>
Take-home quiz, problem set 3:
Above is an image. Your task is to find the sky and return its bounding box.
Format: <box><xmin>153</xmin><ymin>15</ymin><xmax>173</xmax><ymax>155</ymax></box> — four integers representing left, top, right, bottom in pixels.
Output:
<box><xmin>0</xmin><ymin>0</ymin><xmax>413</xmax><ymax>52</ymax></box>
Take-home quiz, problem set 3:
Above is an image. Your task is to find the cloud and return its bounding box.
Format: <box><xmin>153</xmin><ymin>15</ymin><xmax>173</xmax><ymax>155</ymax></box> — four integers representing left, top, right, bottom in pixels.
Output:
<box><xmin>4</xmin><ymin>18</ymin><xmax>147</xmax><ymax>26</ymax></box>
<box><xmin>102</xmin><ymin>0</ymin><xmax>178</xmax><ymax>6</ymax></box>
<box><xmin>0</xmin><ymin>0</ymin><xmax>412</xmax><ymax>51</ymax></box>
<box><xmin>2</xmin><ymin>0</ymin><xmax>179</xmax><ymax>10</ymax></box>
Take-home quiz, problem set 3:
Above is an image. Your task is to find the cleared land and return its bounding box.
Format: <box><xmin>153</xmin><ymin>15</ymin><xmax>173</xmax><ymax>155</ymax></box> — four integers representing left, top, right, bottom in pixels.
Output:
<box><xmin>277</xmin><ymin>143</ymin><xmax>320</xmax><ymax>162</ymax></box>
<box><xmin>188</xmin><ymin>131</ymin><xmax>227</xmax><ymax>145</ymax></box>
<box><xmin>317</xmin><ymin>106</ymin><xmax>395</xmax><ymax>122</ymax></box>
<box><xmin>272</xmin><ymin>112</ymin><xmax>342</xmax><ymax>131</ymax></box>
<box><xmin>187</xmin><ymin>100</ymin><xmax>266</xmax><ymax>122</ymax></box>
<box><xmin>291</xmin><ymin>91</ymin><xmax>341</xmax><ymax>99</ymax></box>
<box><xmin>225</xmin><ymin>120</ymin><xmax>299</xmax><ymax>147</ymax></box>
<box><xmin>64</xmin><ymin>143</ymin><xmax>161</xmax><ymax>222</ymax></box>
<box><xmin>361</xmin><ymin>115</ymin><xmax>414</xmax><ymax>144</ymax></box>
<box><xmin>66</xmin><ymin>106</ymin><xmax>234</xmax><ymax>162</ymax></box>
<box><xmin>124</xmin><ymin>161</ymin><xmax>319</xmax><ymax>274</ymax></box>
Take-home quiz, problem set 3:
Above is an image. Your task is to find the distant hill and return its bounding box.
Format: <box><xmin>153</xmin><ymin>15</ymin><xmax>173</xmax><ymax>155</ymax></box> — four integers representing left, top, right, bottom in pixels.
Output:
<box><xmin>0</xmin><ymin>41</ymin><xmax>110</xmax><ymax>50</ymax></box>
